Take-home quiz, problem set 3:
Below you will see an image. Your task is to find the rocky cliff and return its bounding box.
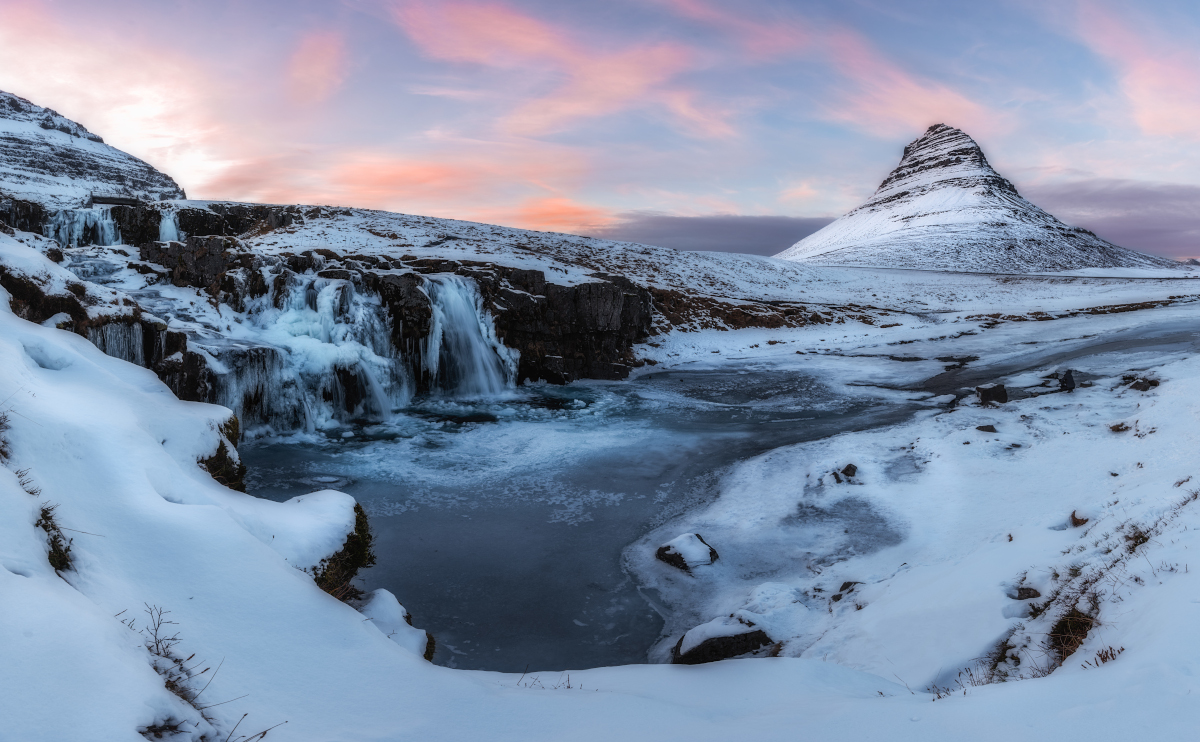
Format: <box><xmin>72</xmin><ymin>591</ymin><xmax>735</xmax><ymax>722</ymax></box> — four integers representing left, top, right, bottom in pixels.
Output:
<box><xmin>0</xmin><ymin>90</ymin><xmax>185</xmax><ymax>209</ymax></box>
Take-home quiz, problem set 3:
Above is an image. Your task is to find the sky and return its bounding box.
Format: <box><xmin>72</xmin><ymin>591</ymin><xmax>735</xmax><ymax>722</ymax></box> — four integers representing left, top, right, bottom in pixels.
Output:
<box><xmin>1</xmin><ymin>0</ymin><xmax>1199</xmax><ymax>258</ymax></box>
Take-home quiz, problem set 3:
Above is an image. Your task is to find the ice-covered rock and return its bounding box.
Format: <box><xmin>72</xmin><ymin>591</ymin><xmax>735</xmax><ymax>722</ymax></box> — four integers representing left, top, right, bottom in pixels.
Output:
<box><xmin>776</xmin><ymin>124</ymin><xmax>1181</xmax><ymax>273</ymax></box>
<box><xmin>655</xmin><ymin>533</ymin><xmax>719</xmax><ymax>573</ymax></box>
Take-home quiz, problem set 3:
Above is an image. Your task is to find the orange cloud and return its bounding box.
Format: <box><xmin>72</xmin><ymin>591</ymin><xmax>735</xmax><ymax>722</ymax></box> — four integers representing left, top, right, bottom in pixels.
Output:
<box><xmin>392</xmin><ymin>1</ymin><xmax>720</xmax><ymax>138</ymax></box>
<box><xmin>1075</xmin><ymin>3</ymin><xmax>1200</xmax><ymax>139</ymax></box>
<box><xmin>288</xmin><ymin>31</ymin><xmax>349</xmax><ymax>105</ymax></box>
<box><xmin>509</xmin><ymin>196</ymin><xmax>616</xmax><ymax>232</ymax></box>
<box><xmin>821</xmin><ymin>30</ymin><xmax>994</xmax><ymax>138</ymax></box>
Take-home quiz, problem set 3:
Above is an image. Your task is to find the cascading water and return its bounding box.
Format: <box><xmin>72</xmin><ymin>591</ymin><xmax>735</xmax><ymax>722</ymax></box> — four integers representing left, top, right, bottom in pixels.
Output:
<box><xmin>212</xmin><ymin>271</ymin><xmax>411</xmax><ymax>432</ymax></box>
<box><xmin>158</xmin><ymin>207</ymin><xmax>182</xmax><ymax>242</ymax></box>
<box><xmin>44</xmin><ymin>207</ymin><xmax>121</xmax><ymax>247</ymax></box>
<box><xmin>422</xmin><ymin>274</ymin><xmax>517</xmax><ymax>397</ymax></box>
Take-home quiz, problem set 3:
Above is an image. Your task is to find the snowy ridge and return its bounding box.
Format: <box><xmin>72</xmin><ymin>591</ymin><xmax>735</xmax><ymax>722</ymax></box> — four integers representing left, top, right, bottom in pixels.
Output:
<box><xmin>777</xmin><ymin>124</ymin><xmax>1181</xmax><ymax>273</ymax></box>
<box><xmin>0</xmin><ymin>91</ymin><xmax>184</xmax><ymax>208</ymax></box>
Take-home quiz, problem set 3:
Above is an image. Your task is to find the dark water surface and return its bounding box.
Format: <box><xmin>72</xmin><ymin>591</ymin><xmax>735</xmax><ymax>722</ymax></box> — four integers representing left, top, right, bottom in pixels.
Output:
<box><xmin>243</xmin><ymin>368</ymin><xmax>919</xmax><ymax>672</ymax></box>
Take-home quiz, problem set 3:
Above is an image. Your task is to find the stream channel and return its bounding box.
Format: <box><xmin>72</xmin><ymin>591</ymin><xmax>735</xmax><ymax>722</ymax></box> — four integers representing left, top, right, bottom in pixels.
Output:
<box><xmin>242</xmin><ymin>367</ymin><xmax>920</xmax><ymax>672</ymax></box>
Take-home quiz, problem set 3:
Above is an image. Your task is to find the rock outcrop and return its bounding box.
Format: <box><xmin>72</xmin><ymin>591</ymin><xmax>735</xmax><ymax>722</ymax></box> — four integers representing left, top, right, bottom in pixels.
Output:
<box><xmin>135</xmin><ymin>238</ymin><xmax>654</xmax><ymax>389</ymax></box>
<box><xmin>655</xmin><ymin>533</ymin><xmax>719</xmax><ymax>573</ymax></box>
<box><xmin>777</xmin><ymin>124</ymin><xmax>1181</xmax><ymax>273</ymax></box>
<box><xmin>671</xmin><ymin>615</ymin><xmax>772</xmax><ymax>664</ymax></box>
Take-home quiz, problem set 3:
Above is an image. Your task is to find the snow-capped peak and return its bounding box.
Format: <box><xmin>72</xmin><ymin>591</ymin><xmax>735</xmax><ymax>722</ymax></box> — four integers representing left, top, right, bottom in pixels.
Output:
<box><xmin>775</xmin><ymin>124</ymin><xmax>1181</xmax><ymax>273</ymax></box>
<box><xmin>0</xmin><ymin>90</ymin><xmax>185</xmax><ymax>209</ymax></box>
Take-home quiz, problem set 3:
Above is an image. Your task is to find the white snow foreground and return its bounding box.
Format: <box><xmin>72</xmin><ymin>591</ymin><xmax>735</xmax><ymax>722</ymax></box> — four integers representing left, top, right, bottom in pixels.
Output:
<box><xmin>777</xmin><ymin>124</ymin><xmax>1182</xmax><ymax>273</ymax></box>
<box><xmin>5</xmin><ymin>236</ymin><xmax>1200</xmax><ymax>740</ymax></box>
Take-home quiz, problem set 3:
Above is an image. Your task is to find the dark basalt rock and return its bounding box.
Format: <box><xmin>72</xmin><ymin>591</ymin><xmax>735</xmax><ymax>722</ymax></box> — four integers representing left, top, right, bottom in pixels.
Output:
<box><xmin>364</xmin><ymin>271</ymin><xmax>433</xmax><ymax>352</ymax></box>
<box><xmin>140</xmin><ymin>236</ymin><xmax>239</xmax><ymax>291</ymax></box>
<box><xmin>0</xmin><ymin>196</ymin><xmax>47</xmax><ymax>233</ymax></box>
<box><xmin>671</xmin><ymin>621</ymin><xmax>772</xmax><ymax>665</ymax></box>
<box><xmin>976</xmin><ymin>424</ymin><xmax>997</xmax><ymax>433</ymax></box>
<box><xmin>481</xmin><ymin>269</ymin><xmax>653</xmax><ymax>384</ymax></box>
<box><xmin>1015</xmin><ymin>587</ymin><xmax>1041</xmax><ymax>600</ymax></box>
<box><xmin>199</xmin><ymin>439</ymin><xmax>247</xmax><ymax>492</ymax></box>
<box><xmin>977</xmin><ymin>384</ymin><xmax>1008</xmax><ymax>405</ymax></box>
<box><xmin>1124</xmin><ymin>375</ymin><xmax>1159</xmax><ymax>392</ymax></box>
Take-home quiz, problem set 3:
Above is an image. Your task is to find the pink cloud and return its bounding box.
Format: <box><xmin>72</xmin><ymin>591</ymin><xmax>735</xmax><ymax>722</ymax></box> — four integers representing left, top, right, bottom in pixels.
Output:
<box><xmin>392</xmin><ymin>1</ymin><xmax>723</xmax><ymax>138</ymax></box>
<box><xmin>661</xmin><ymin>0</ymin><xmax>810</xmax><ymax>58</ymax></box>
<box><xmin>0</xmin><ymin>1</ymin><xmax>233</xmax><ymax>191</ymax></box>
<box><xmin>288</xmin><ymin>31</ymin><xmax>349</xmax><ymax>105</ymax></box>
<box><xmin>820</xmin><ymin>30</ymin><xmax>994</xmax><ymax>138</ymax></box>
<box><xmin>660</xmin><ymin>1</ymin><xmax>992</xmax><ymax>139</ymax></box>
<box><xmin>1074</xmin><ymin>3</ymin><xmax>1200</xmax><ymax>139</ymax></box>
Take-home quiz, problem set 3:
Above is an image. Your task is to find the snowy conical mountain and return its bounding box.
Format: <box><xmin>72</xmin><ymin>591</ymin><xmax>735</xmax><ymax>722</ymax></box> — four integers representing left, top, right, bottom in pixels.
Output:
<box><xmin>0</xmin><ymin>90</ymin><xmax>184</xmax><ymax>208</ymax></box>
<box><xmin>776</xmin><ymin>124</ymin><xmax>1180</xmax><ymax>273</ymax></box>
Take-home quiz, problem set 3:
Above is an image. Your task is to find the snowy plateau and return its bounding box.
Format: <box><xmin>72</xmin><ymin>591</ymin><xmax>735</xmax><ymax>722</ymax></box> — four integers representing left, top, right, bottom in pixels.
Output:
<box><xmin>3</xmin><ymin>93</ymin><xmax>1200</xmax><ymax>742</ymax></box>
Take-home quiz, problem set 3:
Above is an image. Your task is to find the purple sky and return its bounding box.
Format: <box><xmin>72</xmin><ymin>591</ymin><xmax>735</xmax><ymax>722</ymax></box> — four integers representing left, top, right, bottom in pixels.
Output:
<box><xmin>2</xmin><ymin>0</ymin><xmax>1199</xmax><ymax>257</ymax></box>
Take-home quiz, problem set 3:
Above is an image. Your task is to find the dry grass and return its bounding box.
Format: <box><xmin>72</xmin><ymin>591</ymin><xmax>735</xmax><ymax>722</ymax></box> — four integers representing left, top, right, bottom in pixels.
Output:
<box><xmin>35</xmin><ymin>503</ymin><xmax>72</xmax><ymax>572</ymax></box>
<box><xmin>311</xmin><ymin>503</ymin><xmax>376</xmax><ymax>602</ymax></box>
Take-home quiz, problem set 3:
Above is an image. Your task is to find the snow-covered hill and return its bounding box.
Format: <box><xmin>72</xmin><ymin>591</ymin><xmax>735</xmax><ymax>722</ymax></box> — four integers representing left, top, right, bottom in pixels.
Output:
<box><xmin>776</xmin><ymin>124</ymin><xmax>1181</xmax><ymax>273</ymax></box>
<box><xmin>0</xmin><ymin>90</ymin><xmax>184</xmax><ymax>209</ymax></box>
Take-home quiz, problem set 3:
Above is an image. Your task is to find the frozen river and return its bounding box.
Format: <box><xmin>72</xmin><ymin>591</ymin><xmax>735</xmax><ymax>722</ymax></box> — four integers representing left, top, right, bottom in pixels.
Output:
<box><xmin>242</xmin><ymin>367</ymin><xmax>919</xmax><ymax>672</ymax></box>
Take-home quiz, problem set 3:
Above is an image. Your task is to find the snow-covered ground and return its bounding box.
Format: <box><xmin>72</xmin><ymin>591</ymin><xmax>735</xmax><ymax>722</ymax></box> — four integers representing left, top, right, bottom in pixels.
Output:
<box><xmin>7</xmin><ymin>216</ymin><xmax>1200</xmax><ymax>738</ymax></box>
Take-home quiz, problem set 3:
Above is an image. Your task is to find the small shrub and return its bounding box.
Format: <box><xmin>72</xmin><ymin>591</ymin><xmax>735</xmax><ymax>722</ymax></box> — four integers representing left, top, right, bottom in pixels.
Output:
<box><xmin>35</xmin><ymin>503</ymin><xmax>72</xmax><ymax>572</ymax></box>
<box><xmin>0</xmin><ymin>410</ymin><xmax>9</xmax><ymax>462</ymax></box>
<box><xmin>16</xmin><ymin>468</ymin><xmax>41</xmax><ymax>497</ymax></box>
<box><xmin>1049</xmin><ymin>609</ymin><xmax>1094</xmax><ymax>663</ymax></box>
<box><xmin>312</xmin><ymin>503</ymin><xmax>376</xmax><ymax>602</ymax></box>
<box><xmin>1125</xmin><ymin>525</ymin><xmax>1151</xmax><ymax>553</ymax></box>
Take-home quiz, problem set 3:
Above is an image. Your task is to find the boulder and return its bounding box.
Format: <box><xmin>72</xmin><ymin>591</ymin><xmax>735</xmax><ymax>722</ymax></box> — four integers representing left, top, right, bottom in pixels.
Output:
<box><xmin>655</xmin><ymin>533</ymin><xmax>719</xmax><ymax>573</ymax></box>
<box><xmin>976</xmin><ymin>384</ymin><xmax>1008</xmax><ymax>404</ymax></box>
<box><xmin>1125</xmin><ymin>375</ymin><xmax>1160</xmax><ymax>392</ymax></box>
<box><xmin>671</xmin><ymin>615</ymin><xmax>772</xmax><ymax>664</ymax></box>
<box><xmin>1059</xmin><ymin>369</ymin><xmax>1076</xmax><ymax>392</ymax></box>
<box><xmin>976</xmin><ymin>424</ymin><xmax>997</xmax><ymax>433</ymax></box>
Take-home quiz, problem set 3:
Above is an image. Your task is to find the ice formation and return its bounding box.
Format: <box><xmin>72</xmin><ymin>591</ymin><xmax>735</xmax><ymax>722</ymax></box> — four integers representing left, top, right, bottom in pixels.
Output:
<box><xmin>43</xmin><ymin>206</ymin><xmax>121</xmax><ymax>247</ymax></box>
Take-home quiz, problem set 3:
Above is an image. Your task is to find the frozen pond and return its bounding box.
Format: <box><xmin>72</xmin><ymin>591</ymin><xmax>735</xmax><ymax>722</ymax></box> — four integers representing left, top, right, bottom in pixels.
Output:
<box><xmin>242</xmin><ymin>367</ymin><xmax>919</xmax><ymax>672</ymax></box>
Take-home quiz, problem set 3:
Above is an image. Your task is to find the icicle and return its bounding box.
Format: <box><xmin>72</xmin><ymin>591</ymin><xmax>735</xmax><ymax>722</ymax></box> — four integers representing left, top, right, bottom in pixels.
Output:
<box><xmin>44</xmin><ymin>207</ymin><xmax>121</xmax><ymax>247</ymax></box>
<box><xmin>422</xmin><ymin>274</ymin><xmax>517</xmax><ymax>397</ymax></box>
<box><xmin>87</xmin><ymin>322</ymin><xmax>145</xmax><ymax>366</ymax></box>
<box><xmin>205</xmin><ymin>273</ymin><xmax>413</xmax><ymax>433</ymax></box>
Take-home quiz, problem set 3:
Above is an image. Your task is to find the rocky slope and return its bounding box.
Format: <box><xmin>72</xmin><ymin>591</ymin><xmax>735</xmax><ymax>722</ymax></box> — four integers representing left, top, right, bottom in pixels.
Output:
<box><xmin>776</xmin><ymin>124</ymin><xmax>1182</xmax><ymax>273</ymax></box>
<box><xmin>0</xmin><ymin>90</ymin><xmax>184</xmax><ymax>215</ymax></box>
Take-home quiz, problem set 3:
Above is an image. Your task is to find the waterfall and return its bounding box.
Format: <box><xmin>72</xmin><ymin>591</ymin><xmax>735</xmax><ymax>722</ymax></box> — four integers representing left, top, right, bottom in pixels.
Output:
<box><xmin>422</xmin><ymin>274</ymin><xmax>517</xmax><ymax>397</ymax></box>
<box><xmin>87</xmin><ymin>322</ymin><xmax>145</xmax><ymax>366</ymax></box>
<box><xmin>44</xmin><ymin>207</ymin><xmax>121</xmax><ymax>247</ymax></box>
<box><xmin>158</xmin><ymin>207</ymin><xmax>182</xmax><ymax>242</ymax></box>
<box><xmin>206</xmin><ymin>272</ymin><xmax>410</xmax><ymax>433</ymax></box>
